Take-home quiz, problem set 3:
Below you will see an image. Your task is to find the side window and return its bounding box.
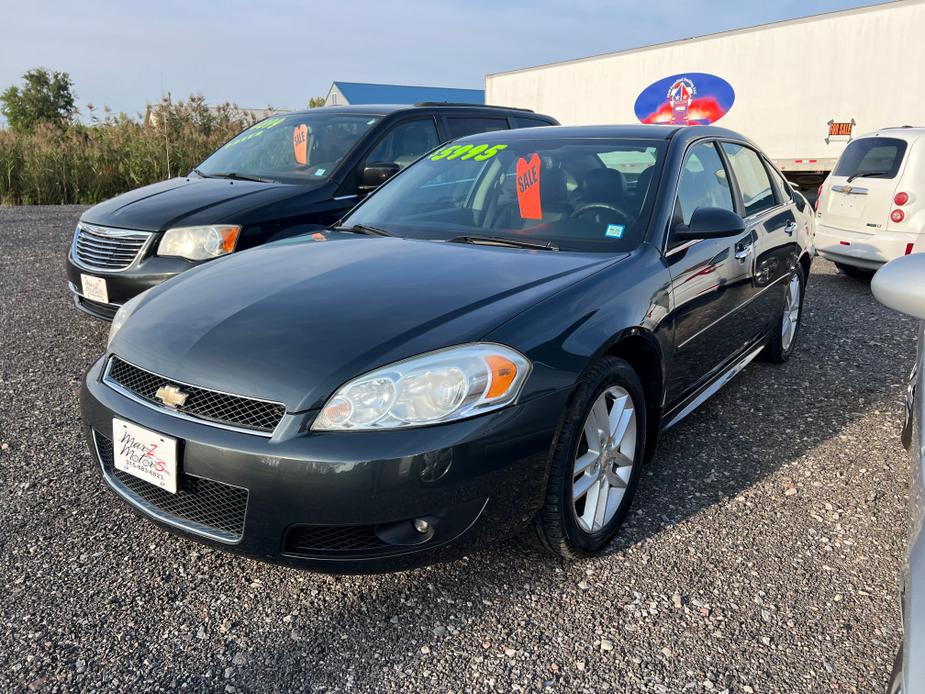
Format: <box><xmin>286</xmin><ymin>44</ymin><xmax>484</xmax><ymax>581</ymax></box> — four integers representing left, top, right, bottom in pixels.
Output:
<box><xmin>674</xmin><ymin>142</ymin><xmax>735</xmax><ymax>226</ymax></box>
<box><xmin>512</xmin><ymin>116</ymin><xmax>552</xmax><ymax>129</ymax></box>
<box><xmin>445</xmin><ymin>117</ymin><xmax>508</xmax><ymax>139</ymax></box>
<box><xmin>365</xmin><ymin>119</ymin><xmax>440</xmax><ymax>170</ymax></box>
<box><xmin>721</xmin><ymin>143</ymin><xmax>776</xmax><ymax>217</ymax></box>
<box><xmin>766</xmin><ymin>160</ymin><xmax>795</xmax><ymax>205</ymax></box>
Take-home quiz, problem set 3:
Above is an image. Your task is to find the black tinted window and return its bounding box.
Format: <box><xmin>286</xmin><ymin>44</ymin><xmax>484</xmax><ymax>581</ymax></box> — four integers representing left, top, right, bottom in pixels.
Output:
<box><xmin>445</xmin><ymin>117</ymin><xmax>508</xmax><ymax>138</ymax></box>
<box><xmin>721</xmin><ymin>143</ymin><xmax>776</xmax><ymax>217</ymax></box>
<box><xmin>833</xmin><ymin>137</ymin><xmax>908</xmax><ymax>180</ymax></box>
<box><xmin>366</xmin><ymin>119</ymin><xmax>440</xmax><ymax>170</ymax></box>
<box><xmin>675</xmin><ymin>142</ymin><xmax>734</xmax><ymax>225</ymax></box>
<box><xmin>512</xmin><ymin>116</ymin><xmax>553</xmax><ymax>129</ymax></box>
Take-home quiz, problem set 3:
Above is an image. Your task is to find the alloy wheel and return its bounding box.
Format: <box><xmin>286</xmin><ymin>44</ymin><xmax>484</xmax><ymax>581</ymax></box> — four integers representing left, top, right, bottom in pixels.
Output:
<box><xmin>781</xmin><ymin>273</ymin><xmax>801</xmax><ymax>351</ymax></box>
<box><xmin>571</xmin><ymin>386</ymin><xmax>637</xmax><ymax>534</ymax></box>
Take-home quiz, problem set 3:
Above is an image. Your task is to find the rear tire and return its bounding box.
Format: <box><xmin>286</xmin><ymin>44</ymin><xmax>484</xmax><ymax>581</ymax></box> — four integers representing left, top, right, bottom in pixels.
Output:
<box><xmin>764</xmin><ymin>266</ymin><xmax>805</xmax><ymax>364</ymax></box>
<box><xmin>834</xmin><ymin>261</ymin><xmax>875</xmax><ymax>279</ymax></box>
<box><xmin>534</xmin><ymin>358</ymin><xmax>647</xmax><ymax>560</ymax></box>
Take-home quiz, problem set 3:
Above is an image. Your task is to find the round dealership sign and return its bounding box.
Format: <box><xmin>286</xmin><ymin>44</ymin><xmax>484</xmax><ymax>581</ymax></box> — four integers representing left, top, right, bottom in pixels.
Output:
<box><xmin>634</xmin><ymin>72</ymin><xmax>735</xmax><ymax>126</ymax></box>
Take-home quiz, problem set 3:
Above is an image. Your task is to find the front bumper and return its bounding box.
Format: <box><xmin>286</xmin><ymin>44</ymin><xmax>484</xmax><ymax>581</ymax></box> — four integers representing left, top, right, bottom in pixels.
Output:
<box><xmin>81</xmin><ymin>357</ymin><xmax>569</xmax><ymax>573</ymax></box>
<box><xmin>66</xmin><ymin>250</ymin><xmax>198</xmax><ymax>321</ymax></box>
<box><xmin>814</xmin><ymin>222</ymin><xmax>924</xmax><ymax>270</ymax></box>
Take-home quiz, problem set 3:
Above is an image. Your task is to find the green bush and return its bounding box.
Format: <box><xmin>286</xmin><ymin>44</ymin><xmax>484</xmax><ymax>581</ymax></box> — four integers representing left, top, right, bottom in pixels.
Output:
<box><xmin>0</xmin><ymin>94</ymin><xmax>257</xmax><ymax>205</ymax></box>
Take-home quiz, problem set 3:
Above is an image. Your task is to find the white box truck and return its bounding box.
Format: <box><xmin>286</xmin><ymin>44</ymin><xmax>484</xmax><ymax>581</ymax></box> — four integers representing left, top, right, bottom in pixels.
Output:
<box><xmin>485</xmin><ymin>0</ymin><xmax>925</xmax><ymax>197</ymax></box>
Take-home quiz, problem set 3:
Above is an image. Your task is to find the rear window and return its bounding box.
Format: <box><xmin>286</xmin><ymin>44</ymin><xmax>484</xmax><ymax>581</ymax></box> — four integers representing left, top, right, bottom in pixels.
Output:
<box><xmin>833</xmin><ymin>137</ymin><xmax>908</xmax><ymax>180</ymax></box>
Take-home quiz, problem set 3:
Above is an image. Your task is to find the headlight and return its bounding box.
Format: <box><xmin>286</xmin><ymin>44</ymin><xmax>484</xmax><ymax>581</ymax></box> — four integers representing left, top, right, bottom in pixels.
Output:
<box><xmin>158</xmin><ymin>225</ymin><xmax>240</xmax><ymax>261</ymax></box>
<box><xmin>312</xmin><ymin>343</ymin><xmax>531</xmax><ymax>431</ymax></box>
<box><xmin>108</xmin><ymin>291</ymin><xmax>149</xmax><ymax>347</ymax></box>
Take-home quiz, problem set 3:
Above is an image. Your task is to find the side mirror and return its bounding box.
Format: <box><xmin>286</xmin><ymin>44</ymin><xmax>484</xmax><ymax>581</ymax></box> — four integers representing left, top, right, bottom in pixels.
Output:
<box><xmin>359</xmin><ymin>162</ymin><xmax>400</xmax><ymax>194</ymax></box>
<box><xmin>872</xmin><ymin>254</ymin><xmax>925</xmax><ymax>320</ymax></box>
<box><xmin>673</xmin><ymin>207</ymin><xmax>746</xmax><ymax>240</ymax></box>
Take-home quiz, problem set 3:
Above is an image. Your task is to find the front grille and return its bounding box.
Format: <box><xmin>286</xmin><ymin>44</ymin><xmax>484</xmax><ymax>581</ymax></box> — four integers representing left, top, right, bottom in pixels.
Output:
<box><xmin>72</xmin><ymin>223</ymin><xmax>150</xmax><ymax>271</ymax></box>
<box><xmin>105</xmin><ymin>357</ymin><xmax>286</xmax><ymax>434</ymax></box>
<box><xmin>285</xmin><ymin>524</ymin><xmax>388</xmax><ymax>554</ymax></box>
<box><xmin>94</xmin><ymin>431</ymin><xmax>248</xmax><ymax>542</ymax></box>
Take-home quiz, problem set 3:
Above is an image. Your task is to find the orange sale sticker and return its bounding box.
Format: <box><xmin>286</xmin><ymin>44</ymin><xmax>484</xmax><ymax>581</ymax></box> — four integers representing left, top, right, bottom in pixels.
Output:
<box><xmin>293</xmin><ymin>124</ymin><xmax>309</xmax><ymax>165</ymax></box>
<box><xmin>516</xmin><ymin>154</ymin><xmax>542</xmax><ymax>220</ymax></box>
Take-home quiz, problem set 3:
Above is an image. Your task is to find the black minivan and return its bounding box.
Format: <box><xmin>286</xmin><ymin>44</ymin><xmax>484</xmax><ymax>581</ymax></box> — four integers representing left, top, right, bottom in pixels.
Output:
<box><xmin>66</xmin><ymin>103</ymin><xmax>557</xmax><ymax>319</ymax></box>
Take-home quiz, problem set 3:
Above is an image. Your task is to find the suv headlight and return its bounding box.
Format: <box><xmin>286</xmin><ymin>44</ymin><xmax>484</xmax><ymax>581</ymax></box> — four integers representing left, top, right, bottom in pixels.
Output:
<box><xmin>158</xmin><ymin>225</ymin><xmax>241</xmax><ymax>261</ymax></box>
<box><xmin>312</xmin><ymin>343</ymin><xmax>531</xmax><ymax>431</ymax></box>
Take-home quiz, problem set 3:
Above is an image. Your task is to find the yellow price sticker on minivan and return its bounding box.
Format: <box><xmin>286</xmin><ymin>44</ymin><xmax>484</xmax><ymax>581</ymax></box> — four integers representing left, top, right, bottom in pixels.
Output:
<box><xmin>430</xmin><ymin>144</ymin><xmax>508</xmax><ymax>161</ymax></box>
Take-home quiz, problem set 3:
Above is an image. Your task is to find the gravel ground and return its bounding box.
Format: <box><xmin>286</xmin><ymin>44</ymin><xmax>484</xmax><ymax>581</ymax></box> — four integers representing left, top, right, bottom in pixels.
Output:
<box><xmin>0</xmin><ymin>205</ymin><xmax>917</xmax><ymax>693</ymax></box>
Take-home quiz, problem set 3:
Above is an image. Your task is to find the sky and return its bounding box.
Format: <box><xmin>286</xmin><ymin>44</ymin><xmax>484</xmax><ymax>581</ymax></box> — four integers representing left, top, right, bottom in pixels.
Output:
<box><xmin>0</xmin><ymin>0</ymin><xmax>896</xmax><ymax>120</ymax></box>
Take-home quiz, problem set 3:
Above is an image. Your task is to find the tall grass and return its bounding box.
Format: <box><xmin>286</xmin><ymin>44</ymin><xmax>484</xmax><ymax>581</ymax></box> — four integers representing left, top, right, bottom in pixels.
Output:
<box><xmin>0</xmin><ymin>95</ymin><xmax>257</xmax><ymax>205</ymax></box>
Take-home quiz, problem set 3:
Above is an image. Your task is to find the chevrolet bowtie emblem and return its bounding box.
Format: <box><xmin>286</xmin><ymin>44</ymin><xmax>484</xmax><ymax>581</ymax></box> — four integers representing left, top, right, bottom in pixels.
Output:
<box><xmin>155</xmin><ymin>384</ymin><xmax>189</xmax><ymax>409</ymax></box>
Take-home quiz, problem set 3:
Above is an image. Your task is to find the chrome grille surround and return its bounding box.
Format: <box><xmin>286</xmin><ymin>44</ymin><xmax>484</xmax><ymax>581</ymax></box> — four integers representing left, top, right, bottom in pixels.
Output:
<box><xmin>71</xmin><ymin>222</ymin><xmax>153</xmax><ymax>272</ymax></box>
<box><xmin>102</xmin><ymin>356</ymin><xmax>287</xmax><ymax>437</ymax></box>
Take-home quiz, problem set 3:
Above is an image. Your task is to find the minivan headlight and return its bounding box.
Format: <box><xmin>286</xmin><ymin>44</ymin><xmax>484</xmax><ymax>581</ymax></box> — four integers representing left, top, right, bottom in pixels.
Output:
<box><xmin>158</xmin><ymin>225</ymin><xmax>241</xmax><ymax>261</ymax></box>
<box><xmin>312</xmin><ymin>344</ymin><xmax>531</xmax><ymax>431</ymax></box>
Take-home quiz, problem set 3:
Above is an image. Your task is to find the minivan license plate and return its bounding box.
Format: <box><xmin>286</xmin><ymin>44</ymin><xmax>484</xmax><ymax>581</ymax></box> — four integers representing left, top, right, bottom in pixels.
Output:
<box><xmin>80</xmin><ymin>274</ymin><xmax>109</xmax><ymax>303</ymax></box>
<box><xmin>112</xmin><ymin>418</ymin><xmax>178</xmax><ymax>494</ymax></box>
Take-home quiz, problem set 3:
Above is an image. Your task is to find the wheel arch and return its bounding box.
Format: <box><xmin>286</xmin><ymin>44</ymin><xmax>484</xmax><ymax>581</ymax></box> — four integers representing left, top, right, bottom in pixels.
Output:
<box><xmin>599</xmin><ymin>328</ymin><xmax>666</xmax><ymax>462</ymax></box>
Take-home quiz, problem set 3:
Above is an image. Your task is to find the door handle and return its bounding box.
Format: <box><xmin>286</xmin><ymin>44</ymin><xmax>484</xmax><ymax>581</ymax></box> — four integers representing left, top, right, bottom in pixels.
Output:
<box><xmin>734</xmin><ymin>241</ymin><xmax>754</xmax><ymax>260</ymax></box>
<box><xmin>783</xmin><ymin>221</ymin><xmax>797</xmax><ymax>236</ymax></box>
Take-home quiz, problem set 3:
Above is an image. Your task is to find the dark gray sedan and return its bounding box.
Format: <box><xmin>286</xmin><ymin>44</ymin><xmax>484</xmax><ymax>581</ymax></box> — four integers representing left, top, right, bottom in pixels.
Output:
<box><xmin>872</xmin><ymin>254</ymin><xmax>925</xmax><ymax>694</ymax></box>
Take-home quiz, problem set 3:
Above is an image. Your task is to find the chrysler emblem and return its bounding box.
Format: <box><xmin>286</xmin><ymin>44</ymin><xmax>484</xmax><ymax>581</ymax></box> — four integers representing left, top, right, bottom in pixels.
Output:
<box><xmin>155</xmin><ymin>384</ymin><xmax>189</xmax><ymax>409</ymax></box>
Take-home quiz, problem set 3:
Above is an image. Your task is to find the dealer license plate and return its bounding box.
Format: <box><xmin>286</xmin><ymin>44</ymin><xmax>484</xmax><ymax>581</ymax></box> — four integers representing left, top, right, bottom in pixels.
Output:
<box><xmin>80</xmin><ymin>274</ymin><xmax>109</xmax><ymax>303</ymax></box>
<box><xmin>112</xmin><ymin>418</ymin><xmax>178</xmax><ymax>494</ymax></box>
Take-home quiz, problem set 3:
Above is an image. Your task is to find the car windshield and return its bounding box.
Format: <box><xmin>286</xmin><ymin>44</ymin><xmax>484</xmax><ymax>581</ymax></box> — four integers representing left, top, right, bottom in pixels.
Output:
<box><xmin>196</xmin><ymin>112</ymin><xmax>381</xmax><ymax>184</ymax></box>
<box><xmin>342</xmin><ymin>137</ymin><xmax>666</xmax><ymax>252</ymax></box>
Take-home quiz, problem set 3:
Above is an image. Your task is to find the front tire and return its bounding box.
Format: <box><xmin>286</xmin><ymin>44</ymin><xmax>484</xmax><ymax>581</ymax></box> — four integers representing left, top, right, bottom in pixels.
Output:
<box><xmin>534</xmin><ymin>358</ymin><xmax>647</xmax><ymax>559</ymax></box>
<box><xmin>764</xmin><ymin>266</ymin><xmax>805</xmax><ymax>364</ymax></box>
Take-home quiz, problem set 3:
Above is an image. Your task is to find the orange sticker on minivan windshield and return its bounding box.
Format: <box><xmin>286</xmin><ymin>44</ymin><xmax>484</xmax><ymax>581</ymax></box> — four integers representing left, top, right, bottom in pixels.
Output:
<box><xmin>293</xmin><ymin>124</ymin><xmax>309</xmax><ymax>165</ymax></box>
<box><xmin>516</xmin><ymin>154</ymin><xmax>542</xmax><ymax>220</ymax></box>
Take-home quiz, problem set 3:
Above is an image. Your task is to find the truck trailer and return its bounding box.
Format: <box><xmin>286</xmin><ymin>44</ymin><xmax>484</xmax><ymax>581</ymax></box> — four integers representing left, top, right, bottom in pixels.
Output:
<box><xmin>485</xmin><ymin>0</ymin><xmax>925</xmax><ymax>197</ymax></box>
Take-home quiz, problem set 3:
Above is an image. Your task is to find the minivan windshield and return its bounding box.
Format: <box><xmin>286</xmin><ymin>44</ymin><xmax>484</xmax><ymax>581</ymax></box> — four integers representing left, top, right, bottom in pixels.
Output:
<box><xmin>342</xmin><ymin>137</ymin><xmax>665</xmax><ymax>252</ymax></box>
<box><xmin>196</xmin><ymin>112</ymin><xmax>381</xmax><ymax>184</ymax></box>
<box><xmin>833</xmin><ymin>136</ymin><xmax>908</xmax><ymax>180</ymax></box>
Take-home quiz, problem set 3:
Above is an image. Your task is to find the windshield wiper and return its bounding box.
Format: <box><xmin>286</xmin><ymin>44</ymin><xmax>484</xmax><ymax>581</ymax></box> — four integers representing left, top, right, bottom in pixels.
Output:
<box><xmin>448</xmin><ymin>235</ymin><xmax>559</xmax><ymax>251</ymax></box>
<box><xmin>208</xmin><ymin>172</ymin><xmax>273</xmax><ymax>183</ymax></box>
<box><xmin>331</xmin><ymin>223</ymin><xmax>395</xmax><ymax>237</ymax></box>
<box><xmin>191</xmin><ymin>168</ymin><xmax>211</xmax><ymax>178</ymax></box>
<box><xmin>847</xmin><ymin>170</ymin><xmax>887</xmax><ymax>182</ymax></box>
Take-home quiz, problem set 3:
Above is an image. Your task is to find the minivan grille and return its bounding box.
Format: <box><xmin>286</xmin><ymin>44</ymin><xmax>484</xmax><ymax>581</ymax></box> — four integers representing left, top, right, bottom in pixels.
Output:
<box><xmin>94</xmin><ymin>430</ymin><xmax>248</xmax><ymax>542</ymax></box>
<box><xmin>72</xmin><ymin>223</ymin><xmax>151</xmax><ymax>271</ymax></box>
<box><xmin>105</xmin><ymin>357</ymin><xmax>287</xmax><ymax>434</ymax></box>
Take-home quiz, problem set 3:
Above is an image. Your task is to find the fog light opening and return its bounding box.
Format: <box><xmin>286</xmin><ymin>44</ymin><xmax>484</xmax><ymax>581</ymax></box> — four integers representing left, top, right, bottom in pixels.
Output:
<box><xmin>413</xmin><ymin>518</ymin><xmax>431</xmax><ymax>534</ymax></box>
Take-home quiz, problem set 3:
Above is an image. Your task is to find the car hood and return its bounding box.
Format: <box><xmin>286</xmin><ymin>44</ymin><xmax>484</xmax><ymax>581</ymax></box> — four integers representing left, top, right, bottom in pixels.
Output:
<box><xmin>81</xmin><ymin>177</ymin><xmax>325</xmax><ymax>232</ymax></box>
<box><xmin>112</xmin><ymin>234</ymin><xmax>622</xmax><ymax>412</ymax></box>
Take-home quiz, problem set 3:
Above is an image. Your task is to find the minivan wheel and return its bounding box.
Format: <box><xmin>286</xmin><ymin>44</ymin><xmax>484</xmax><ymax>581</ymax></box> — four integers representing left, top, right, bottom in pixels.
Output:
<box><xmin>534</xmin><ymin>358</ymin><xmax>647</xmax><ymax>560</ymax></box>
<box><xmin>764</xmin><ymin>266</ymin><xmax>805</xmax><ymax>364</ymax></box>
<box><xmin>834</xmin><ymin>261</ymin><xmax>875</xmax><ymax>279</ymax></box>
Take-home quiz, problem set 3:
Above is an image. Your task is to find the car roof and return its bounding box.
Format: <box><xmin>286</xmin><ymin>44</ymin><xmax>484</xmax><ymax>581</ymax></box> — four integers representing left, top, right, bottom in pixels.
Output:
<box><xmin>863</xmin><ymin>126</ymin><xmax>925</xmax><ymax>142</ymax></box>
<box><xmin>453</xmin><ymin>123</ymin><xmax>750</xmax><ymax>143</ymax></box>
<box><xmin>281</xmin><ymin>104</ymin><xmax>554</xmax><ymax>119</ymax></box>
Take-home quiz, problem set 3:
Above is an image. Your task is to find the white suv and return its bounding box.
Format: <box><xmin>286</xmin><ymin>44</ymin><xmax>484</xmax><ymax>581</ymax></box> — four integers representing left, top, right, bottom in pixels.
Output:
<box><xmin>815</xmin><ymin>127</ymin><xmax>924</xmax><ymax>276</ymax></box>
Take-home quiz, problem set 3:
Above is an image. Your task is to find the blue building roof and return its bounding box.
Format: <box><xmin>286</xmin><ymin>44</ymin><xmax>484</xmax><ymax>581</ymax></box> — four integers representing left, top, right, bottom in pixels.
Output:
<box><xmin>331</xmin><ymin>81</ymin><xmax>484</xmax><ymax>105</ymax></box>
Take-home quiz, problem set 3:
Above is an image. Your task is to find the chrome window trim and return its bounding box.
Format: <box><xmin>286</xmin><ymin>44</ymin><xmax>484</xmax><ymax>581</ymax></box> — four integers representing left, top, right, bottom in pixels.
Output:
<box><xmin>93</xmin><ymin>430</ymin><xmax>246</xmax><ymax>544</ymax></box>
<box><xmin>70</xmin><ymin>222</ymin><xmax>155</xmax><ymax>274</ymax></box>
<box><xmin>102</xmin><ymin>356</ymin><xmax>286</xmax><ymax>438</ymax></box>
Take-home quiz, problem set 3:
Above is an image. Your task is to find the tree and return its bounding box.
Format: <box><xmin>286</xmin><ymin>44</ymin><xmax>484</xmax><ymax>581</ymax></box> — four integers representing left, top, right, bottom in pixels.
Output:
<box><xmin>307</xmin><ymin>96</ymin><xmax>326</xmax><ymax>108</ymax></box>
<box><xmin>1</xmin><ymin>68</ymin><xmax>76</xmax><ymax>131</ymax></box>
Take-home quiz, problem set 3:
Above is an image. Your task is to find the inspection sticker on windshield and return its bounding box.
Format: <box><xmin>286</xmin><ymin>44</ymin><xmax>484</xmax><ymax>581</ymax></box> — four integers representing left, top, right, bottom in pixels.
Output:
<box><xmin>80</xmin><ymin>274</ymin><xmax>108</xmax><ymax>303</ymax></box>
<box><xmin>605</xmin><ymin>224</ymin><xmax>625</xmax><ymax>238</ymax></box>
<box><xmin>113</xmin><ymin>418</ymin><xmax>179</xmax><ymax>494</ymax></box>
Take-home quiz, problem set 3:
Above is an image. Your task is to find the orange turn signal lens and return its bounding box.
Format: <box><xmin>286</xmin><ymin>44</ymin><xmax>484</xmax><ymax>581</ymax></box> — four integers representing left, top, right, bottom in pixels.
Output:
<box><xmin>219</xmin><ymin>226</ymin><xmax>241</xmax><ymax>254</ymax></box>
<box><xmin>485</xmin><ymin>355</ymin><xmax>518</xmax><ymax>399</ymax></box>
